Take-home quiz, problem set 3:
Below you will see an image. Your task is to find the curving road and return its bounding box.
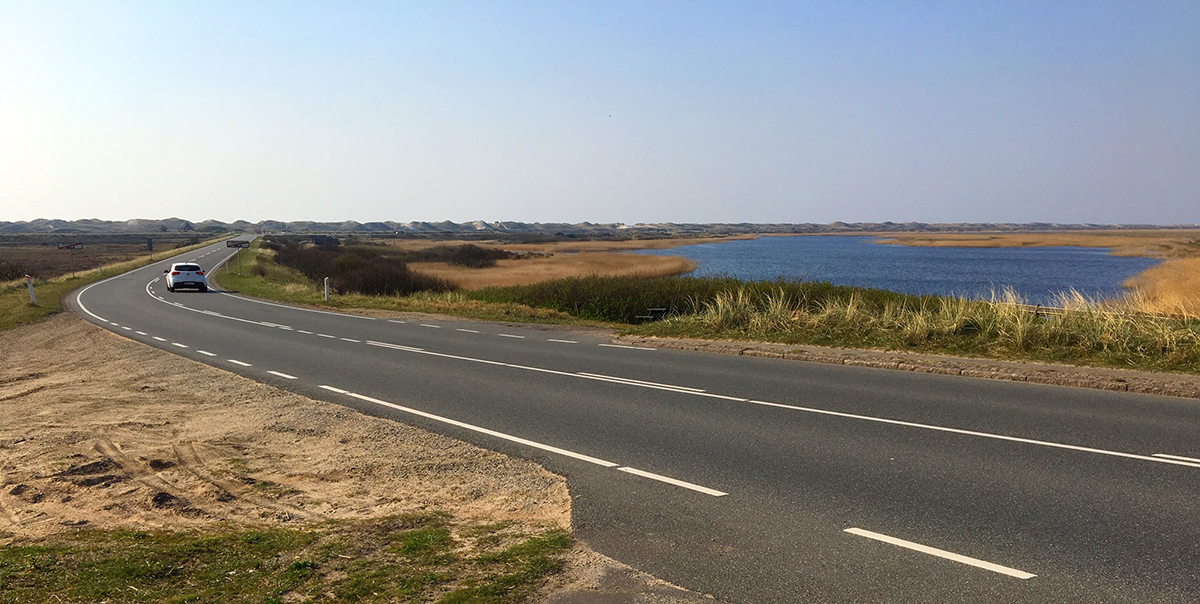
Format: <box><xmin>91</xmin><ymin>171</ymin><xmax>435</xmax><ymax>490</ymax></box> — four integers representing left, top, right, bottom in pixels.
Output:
<box><xmin>70</xmin><ymin>239</ymin><xmax>1200</xmax><ymax>603</ymax></box>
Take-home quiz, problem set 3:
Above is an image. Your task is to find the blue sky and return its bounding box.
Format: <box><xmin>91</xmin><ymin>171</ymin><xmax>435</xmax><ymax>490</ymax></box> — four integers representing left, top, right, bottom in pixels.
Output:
<box><xmin>2</xmin><ymin>1</ymin><xmax>1197</xmax><ymax>224</ymax></box>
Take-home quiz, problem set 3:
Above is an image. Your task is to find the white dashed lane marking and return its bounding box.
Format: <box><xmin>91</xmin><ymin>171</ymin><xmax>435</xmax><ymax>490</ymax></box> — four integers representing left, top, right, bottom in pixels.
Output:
<box><xmin>135</xmin><ymin>331</ymin><xmax>148</xmax><ymax>335</ymax></box>
<box><xmin>197</xmin><ymin>350</ymin><xmax>217</xmax><ymax>357</ymax></box>
<box><xmin>152</xmin><ymin>336</ymin><xmax>167</xmax><ymax>342</ymax></box>
<box><xmin>340</xmin><ymin>338</ymin><xmax>361</xmax><ymax>343</ymax></box>
<box><xmin>268</xmin><ymin>371</ymin><xmax>298</xmax><ymax>380</ymax></box>
<box><xmin>457</xmin><ymin>328</ymin><xmax>480</xmax><ymax>333</ymax></box>
<box><xmin>297</xmin><ymin>330</ymin><xmax>313</xmax><ymax>335</ymax></box>
<box><xmin>844</xmin><ymin>528</ymin><xmax>1036</xmax><ymax>579</ymax></box>
<box><xmin>548</xmin><ymin>339</ymin><xmax>577</xmax><ymax>344</ymax></box>
<box><xmin>227</xmin><ymin>359</ymin><xmax>252</xmax><ymax>367</ymax></box>
<box><xmin>317</xmin><ymin>334</ymin><xmax>335</xmax><ymax>338</ymax></box>
<box><xmin>171</xmin><ymin>342</ymin><xmax>188</xmax><ymax>348</ymax></box>
<box><xmin>420</xmin><ymin>324</ymin><xmax>441</xmax><ymax>329</ymax></box>
<box><xmin>599</xmin><ymin>343</ymin><xmax>656</xmax><ymax>351</ymax></box>
<box><xmin>388</xmin><ymin>320</ymin><xmax>407</xmax><ymax>324</ymax></box>
<box><xmin>498</xmin><ymin>333</ymin><xmax>525</xmax><ymax>339</ymax></box>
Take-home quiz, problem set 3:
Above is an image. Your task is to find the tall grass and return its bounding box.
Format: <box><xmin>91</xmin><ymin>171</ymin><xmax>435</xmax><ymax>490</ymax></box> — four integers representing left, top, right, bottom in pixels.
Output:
<box><xmin>639</xmin><ymin>285</ymin><xmax>1200</xmax><ymax>372</ymax></box>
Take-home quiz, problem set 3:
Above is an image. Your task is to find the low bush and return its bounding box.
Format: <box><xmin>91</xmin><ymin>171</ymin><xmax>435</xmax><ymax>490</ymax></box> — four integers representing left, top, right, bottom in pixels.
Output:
<box><xmin>264</xmin><ymin>239</ymin><xmax>455</xmax><ymax>296</ymax></box>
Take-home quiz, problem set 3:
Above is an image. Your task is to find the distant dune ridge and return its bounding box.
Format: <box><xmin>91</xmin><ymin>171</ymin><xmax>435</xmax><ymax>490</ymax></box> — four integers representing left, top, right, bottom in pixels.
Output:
<box><xmin>2</xmin><ymin>218</ymin><xmax>1197</xmax><ymax>235</ymax></box>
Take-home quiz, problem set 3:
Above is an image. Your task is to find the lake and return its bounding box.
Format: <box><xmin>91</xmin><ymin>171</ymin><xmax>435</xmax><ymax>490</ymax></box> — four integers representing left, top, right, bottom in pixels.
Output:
<box><xmin>636</xmin><ymin>236</ymin><xmax>1160</xmax><ymax>305</ymax></box>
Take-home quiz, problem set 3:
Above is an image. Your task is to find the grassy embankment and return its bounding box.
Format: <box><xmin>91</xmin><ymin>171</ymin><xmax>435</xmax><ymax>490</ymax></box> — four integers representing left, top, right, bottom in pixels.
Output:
<box><xmin>0</xmin><ymin>236</ymin><xmax>228</xmax><ymax>332</ymax></box>
<box><xmin>217</xmin><ymin>238</ymin><xmax>1200</xmax><ymax>374</ymax></box>
<box><xmin>0</xmin><ymin>514</ymin><xmax>569</xmax><ymax>604</ymax></box>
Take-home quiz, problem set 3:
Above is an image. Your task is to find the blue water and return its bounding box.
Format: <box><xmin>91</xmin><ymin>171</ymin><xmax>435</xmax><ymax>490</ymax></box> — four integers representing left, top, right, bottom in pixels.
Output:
<box><xmin>636</xmin><ymin>236</ymin><xmax>1159</xmax><ymax>305</ymax></box>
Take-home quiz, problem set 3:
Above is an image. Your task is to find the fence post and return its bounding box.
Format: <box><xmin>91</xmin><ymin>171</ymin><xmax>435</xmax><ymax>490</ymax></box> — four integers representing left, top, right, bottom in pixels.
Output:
<box><xmin>324</xmin><ymin>277</ymin><xmax>330</xmax><ymax>301</ymax></box>
<box><xmin>25</xmin><ymin>275</ymin><xmax>36</xmax><ymax>305</ymax></box>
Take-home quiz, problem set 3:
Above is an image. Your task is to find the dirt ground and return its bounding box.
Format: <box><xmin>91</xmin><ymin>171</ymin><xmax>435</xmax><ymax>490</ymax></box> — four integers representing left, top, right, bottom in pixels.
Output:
<box><xmin>0</xmin><ymin>313</ymin><xmax>718</xmax><ymax>602</ymax></box>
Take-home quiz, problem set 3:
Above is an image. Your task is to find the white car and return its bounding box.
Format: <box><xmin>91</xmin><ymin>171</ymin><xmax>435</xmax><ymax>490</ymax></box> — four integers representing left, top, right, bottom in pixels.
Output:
<box><xmin>164</xmin><ymin>262</ymin><xmax>208</xmax><ymax>292</ymax></box>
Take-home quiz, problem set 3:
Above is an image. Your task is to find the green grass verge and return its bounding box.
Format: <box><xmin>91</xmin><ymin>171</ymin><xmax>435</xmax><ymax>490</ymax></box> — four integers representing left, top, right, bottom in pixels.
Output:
<box><xmin>210</xmin><ymin>244</ymin><xmax>617</xmax><ymax>328</ymax></box>
<box><xmin>0</xmin><ymin>514</ymin><xmax>570</xmax><ymax>604</ymax></box>
<box><xmin>0</xmin><ymin>236</ymin><xmax>230</xmax><ymax>332</ymax></box>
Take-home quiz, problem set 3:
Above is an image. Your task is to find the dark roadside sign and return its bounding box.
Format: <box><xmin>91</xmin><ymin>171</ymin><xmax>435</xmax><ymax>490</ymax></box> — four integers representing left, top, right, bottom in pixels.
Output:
<box><xmin>58</xmin><ymin>242</ymin><xmax>83</xmax><ymax>250</ymax></box>
<box><xmin>227</xmin><ymin>240</ymin><xmax>250</xmax><ymax>248</ymax></box>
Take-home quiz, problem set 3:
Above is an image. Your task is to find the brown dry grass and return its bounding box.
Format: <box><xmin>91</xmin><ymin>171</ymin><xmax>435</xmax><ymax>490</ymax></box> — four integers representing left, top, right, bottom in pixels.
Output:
<box><xmin>411</xmin><ymin>253</ymin><xmax>697</xmax><ymax>290</ymax></box>
<box><xmin>873</xmin><ymin>229</ymin><xmax>1200</xmax><ymax>258</ymax></box>
<box><xmin>874</xmin><ymin>230</ymin><xmax>1200</xmax><ymax>315</ymax></box>
<box><xmin>1124</xmin><ymin>256</ymin><xmax>1200</xmax><ymax>315</ymax></box>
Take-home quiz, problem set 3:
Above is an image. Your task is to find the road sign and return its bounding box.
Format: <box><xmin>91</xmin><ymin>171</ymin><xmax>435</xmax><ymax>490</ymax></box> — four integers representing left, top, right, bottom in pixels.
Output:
<box><xmin>58</xmin><ymin>242</ymin><xmax>83</xmax><ymax>250</ymax></box>
<box><xmin>227</xmin><ymin>240</ymin><xmax>250</xmax><ymax>248</ymax></box>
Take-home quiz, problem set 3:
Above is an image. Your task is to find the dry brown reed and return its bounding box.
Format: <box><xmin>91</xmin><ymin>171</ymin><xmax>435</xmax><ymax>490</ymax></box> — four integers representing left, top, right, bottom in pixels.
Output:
<box><xmin>410</xmin><ymin>254</ymin><xmax>696</xmax><ymax>289</ymax></box>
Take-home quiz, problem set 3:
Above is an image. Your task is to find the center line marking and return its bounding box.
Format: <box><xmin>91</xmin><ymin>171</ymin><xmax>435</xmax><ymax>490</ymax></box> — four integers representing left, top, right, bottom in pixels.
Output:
<box><xmin>152</xmin><ymin>336</ymin><xmax>167</xmax><ymax>342</ymax></box>
<box><xmin>197</xmin><ymin>350</ymin><xmax>216</xmax><ymax>357</ymax></box>
<box><xmin>340</xmin><ymin>337</ymin><xmax>361</xmax><ymax>343</ymax></box>
<box><xmin>317</xmin><ymin>333</ymin><xmax>335</xmax><ymax>338</ymax></box>
<box><xmin>388</xmin><ymin>319</ymin><xmax>407</xmax><ymax>324</ymax></box>
<box><xmin>420</xmin><ymin>324</ymin><xmax>441</xmax><ymax>328</ymax></box>
<box><xmin>617</xmin><ymin>467</ymin><xmax>728</xmax><ymax>496</ymax></box>
<box><xmin>268</xmin><ymin>371</ymin><xmax>298</xmax><ymax>380</ymax></box>
<box><xmin>121</xmin><ymin>326</ymin><xmax>132</xmax><ymax>331</ymax></box>
<box><xmin>844</xmin><ymin>528</ymin><xmax>1036</xmax><ymax>579</ymax></box>
<box><xmin>171</xmin><ymin>342</ymin><xmax>188</xmax><ymax>348</ymax></box>
<box><xmin>297</xmin><ymin>330</ymin><xmax>313</xmax><ymax>334</ymax></box>
<box><xmin>498</xmin><ymin>333</ymin><xmax>525</xmax><ymax>339</ymax></box>
<box><xmin>227</xmin><ymin>359</ymin><xmax>252</xmax><ymax>367</ymax></box>
<box><xmin>457</xmin><ymin>328</ymin><xmax>480</xmax><ymax>333</ymax></box>
<box><xmin>548</xmin><ymin>339</ymin><xmax>577</xmax><ymax>344</ymax></box>
<box><xmin>135</xmin><ymin>331</ymin><xmax>147</xmax><ymax>335</ymax></box>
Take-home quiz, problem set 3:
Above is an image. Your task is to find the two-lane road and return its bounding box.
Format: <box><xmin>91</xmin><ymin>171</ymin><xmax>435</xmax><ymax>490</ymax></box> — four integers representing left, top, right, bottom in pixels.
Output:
<box><xmin>71</xmin><ymin>239</ymin><xmax>1200</xmax><ymax>602</ymax></box>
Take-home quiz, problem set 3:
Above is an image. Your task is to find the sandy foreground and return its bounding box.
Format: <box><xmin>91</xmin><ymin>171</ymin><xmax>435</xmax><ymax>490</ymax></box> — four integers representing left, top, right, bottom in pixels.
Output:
<box><xmin>0</xmin><ymin>313</ymin><xmax>716</xmax><ymax>602</ymax></box>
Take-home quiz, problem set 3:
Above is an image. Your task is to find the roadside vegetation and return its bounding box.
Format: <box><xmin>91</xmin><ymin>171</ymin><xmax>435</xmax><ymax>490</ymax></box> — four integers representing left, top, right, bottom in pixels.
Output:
<box><xmin>0</xmin><ymin>236</ymin><xmax>227</xmax><ymax>332</ymax></box>
<box><xmin>0</xmin><ymin>513</ymin><xmax>570</xmax><ymax>604</ymax></box>
<box><xmin>218</xmin><ymin>238</ymin><xmax>1200</xmax><ymax>374</ymax></box>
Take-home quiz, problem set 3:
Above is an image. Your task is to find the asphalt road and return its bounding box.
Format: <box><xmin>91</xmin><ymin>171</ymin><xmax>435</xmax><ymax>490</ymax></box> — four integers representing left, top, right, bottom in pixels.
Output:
<box><xmin>70</xmin><ymin>239</ymin><xmax>1200</xmax><ymax>603</ymax></box>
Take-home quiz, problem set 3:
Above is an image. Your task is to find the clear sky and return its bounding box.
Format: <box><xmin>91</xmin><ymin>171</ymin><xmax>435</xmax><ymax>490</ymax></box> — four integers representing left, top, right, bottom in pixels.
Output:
<box><xmin>2</xmin><ymin>1</ymin><xmax>1198</xmax><ymax>225</ymax></box>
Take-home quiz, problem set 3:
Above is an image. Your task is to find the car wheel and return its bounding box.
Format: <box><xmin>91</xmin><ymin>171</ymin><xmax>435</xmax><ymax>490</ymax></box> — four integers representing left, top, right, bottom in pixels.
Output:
<box><xmin>167</xmin><ymin>286</ymin><xmax>174</xmax><ymax>292</ymax></box>
<box><xmin>199</xmin><ymin>285</ymin><xmax>208</xmax><ymax>293</ymax></box>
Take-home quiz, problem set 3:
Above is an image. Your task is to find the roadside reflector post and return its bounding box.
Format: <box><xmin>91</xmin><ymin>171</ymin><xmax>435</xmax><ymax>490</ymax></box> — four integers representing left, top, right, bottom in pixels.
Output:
<box><xmin>25</xmin><ymin>274</ymin><xmax>36</xmax><ymax>305</ymax></box>
<box><xmin>324</xmin><ymin>277</ymin><xmax>330</xmax><ymax>301</ymax></box>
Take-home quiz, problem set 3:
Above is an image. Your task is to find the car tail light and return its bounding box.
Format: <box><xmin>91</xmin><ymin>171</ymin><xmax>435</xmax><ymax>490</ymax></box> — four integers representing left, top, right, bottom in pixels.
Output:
<box><xmin>171</xmin><ymin>271</ymin><xmax>180</xmax><ymax>275</ymax></box>
<box><xmin>196</xmin><ymin>270</ymin><xmax>204</xmax><ymax>275</ymax></box>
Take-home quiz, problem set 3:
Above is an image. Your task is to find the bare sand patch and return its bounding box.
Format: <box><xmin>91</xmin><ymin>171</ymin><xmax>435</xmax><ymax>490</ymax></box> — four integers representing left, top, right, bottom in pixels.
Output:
<box><xmin>0</xmin><ymin>313</ymin><xmax>568</xmax><ymax>539</ymax></box>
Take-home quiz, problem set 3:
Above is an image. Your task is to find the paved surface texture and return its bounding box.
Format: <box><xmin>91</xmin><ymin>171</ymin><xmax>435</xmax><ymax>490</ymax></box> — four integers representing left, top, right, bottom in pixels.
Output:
<box><xmin>69</xmin><ymin>240</ymin><xmax>1200</xmax><ymax>603</ymax></box>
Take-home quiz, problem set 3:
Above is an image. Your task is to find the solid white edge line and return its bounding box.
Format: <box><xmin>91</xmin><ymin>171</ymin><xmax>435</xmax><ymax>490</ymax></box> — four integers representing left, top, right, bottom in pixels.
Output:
<box><xmin>617</xmin><ymin>467</ymin><xmax>727</xmax><ymax>496</ymax></box>
<box><xmin>388</xmin><ymin>319</ymin><xmax>406</xmax><ymax>324</ymax></box>
<box><xmin>366</xmin><ymin>341</ymin><xmax>425</xmax><ymax>352</ymax></box>
<box><xmin>228</xmin><ymin>359</ymin><xmax>251</xmax><ymax>367</ymax></box>
<box><xmin>319</xmin><ymin>385</ymin><xmax>348</xmax><ymax>394</ymax></box>
<box><xmin>217</xmin><ymin>290</ymin><xmax>377</xmax><ymax>320</ymax></box>
<box><xmin>599</xmin><ymin>343</ymin><xmax>656</xmax><ymax>350</ymax></box>
<box><xmin>547</xmin><ymin>339</ymin><xmax>578</xmax><ymax>344</ymax></box>
<box><xmin>325</xmin><ymin>388</ymin><xmax>619</xmax><ymax>468</ymax></box>
<box><xmin>267</xmin><ymin>371</ymin><xmax>298</xmax><ymax>380</ymax></box>
<box><xmin>745</xmin><ymin>399</ymin><xmax>1200</xmax><ymax>469</ymax></box>
<box><xmin>197</xmin><ymin>350</ymin><xmax>217</xmax><ymax>357</ymax></box>
<box><xmin>171</xmin><ymin>342</ymin><xmax>188</xmax><ymax>348</ymax></box>
<box><xmin>1152</xmin><ymin>453</ymin><xmax>1200</xmax><ymax>465</ymax></box>
<box><xmin>844</xmin><ymin>528</ymin><xmax>1036</xmax><ymax>579</ymax></box>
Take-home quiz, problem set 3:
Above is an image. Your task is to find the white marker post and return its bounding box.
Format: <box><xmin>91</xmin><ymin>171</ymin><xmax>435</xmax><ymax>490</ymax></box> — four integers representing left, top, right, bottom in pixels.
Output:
<box><xmin>324</xmin><ymin>277</ymin><xmax>330</xmax><ymax>301</ymax></box>
<box><xmin>24</xmin><ymin>274</ymin><xmax>36</xmax><ymax>305</ymax></box>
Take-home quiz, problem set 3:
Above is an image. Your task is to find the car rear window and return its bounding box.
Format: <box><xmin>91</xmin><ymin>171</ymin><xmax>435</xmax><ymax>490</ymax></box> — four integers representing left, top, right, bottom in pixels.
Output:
<box><xmin>176</xmin><ymin>264</ymin><xmax>201</xmax><ymax>272</ymax></box>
